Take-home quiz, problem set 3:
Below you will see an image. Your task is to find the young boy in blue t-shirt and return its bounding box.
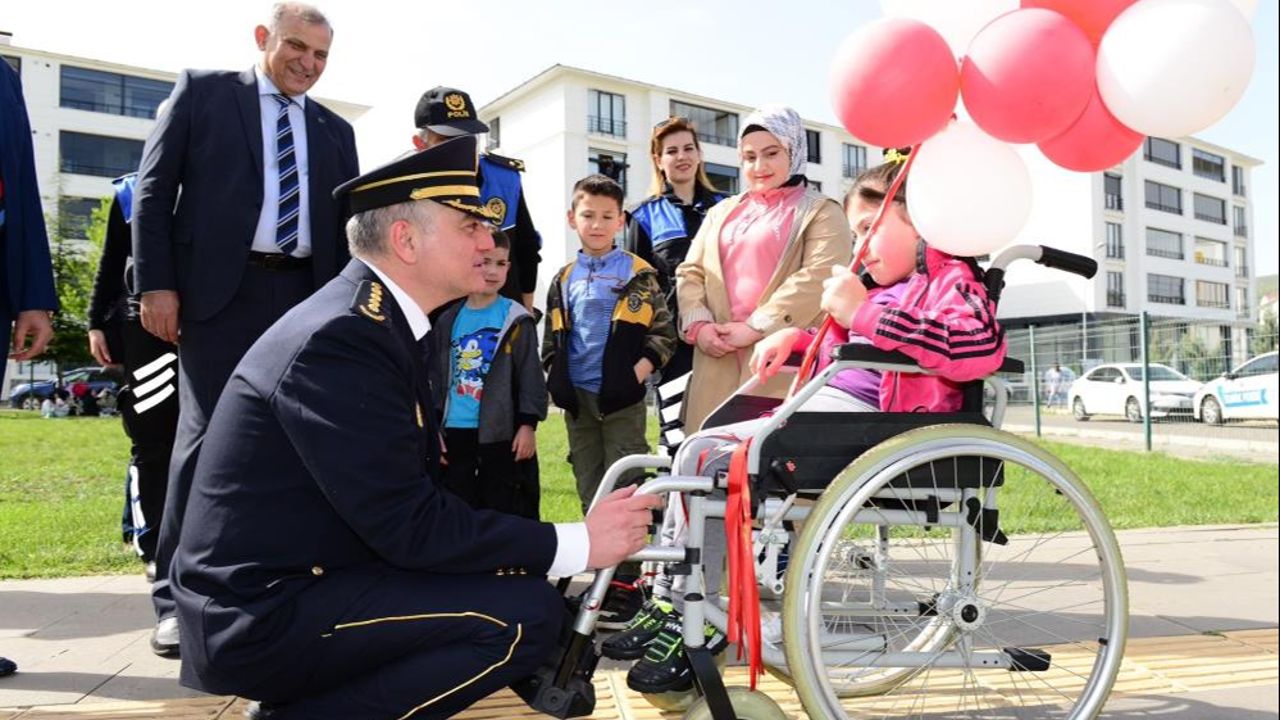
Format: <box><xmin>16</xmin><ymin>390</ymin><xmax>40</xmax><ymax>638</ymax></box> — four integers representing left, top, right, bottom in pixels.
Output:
<box><xmin>430</xmin><ymin>231</ymin><xmax>547</xmax><ymax>519</ymax></box>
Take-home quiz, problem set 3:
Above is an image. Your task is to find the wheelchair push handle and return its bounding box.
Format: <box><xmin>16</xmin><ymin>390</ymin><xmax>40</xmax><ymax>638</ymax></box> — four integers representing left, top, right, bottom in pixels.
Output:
<box><xmin>1035</xmin><ymin>246</ymin><xmax>1097</xmax><ymax>279</ymax></box>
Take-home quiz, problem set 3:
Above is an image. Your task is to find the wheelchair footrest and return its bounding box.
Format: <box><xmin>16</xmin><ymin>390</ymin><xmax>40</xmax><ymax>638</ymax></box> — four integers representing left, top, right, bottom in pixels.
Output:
<box><xmin>1004</xmin><ymin>647</ymin><xmax>1052</xmax><ymax>672</ymax></box>
<box><xmin>513</xmin><ymin>623</ymin><xmax>600</xmax><ymax>718</ymax></box>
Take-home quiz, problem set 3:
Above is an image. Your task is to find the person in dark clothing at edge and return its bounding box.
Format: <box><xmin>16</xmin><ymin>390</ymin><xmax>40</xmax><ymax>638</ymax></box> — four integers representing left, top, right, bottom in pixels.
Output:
<box><xmin>411</xmin><ymin>86</ymin><xmax>542</xmax><ymax>314</ymax></box>
<box><xmin>87</xmin><ymin>173</ymin><xmax>180</xmax><ymax>582</ymax></box>
<box><xmin>621</xmin><ymin>116</ymin><xmax>725</xmax><ymax>381</ymax></box>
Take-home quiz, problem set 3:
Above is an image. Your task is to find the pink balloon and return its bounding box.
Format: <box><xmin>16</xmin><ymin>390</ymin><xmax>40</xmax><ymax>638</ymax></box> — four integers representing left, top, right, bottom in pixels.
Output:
<box><xmin>960</xmin><ymin>8</ymin><xmax>1095</xmax><ymax>143</ymax></box>
<box><xmin>1021</xmin><ymin>0</ymin><xmax>1139</xmax><ymax>46</ymax></box>
<box><xmin>830</xmin><ymin>18</ymin><xmax>960</xmax><ymax>148</ymax></box>
<box><xmin>1038</xmin><ymin>85</ymin><xmax>1143</xmax><ymax>171</ymax></box>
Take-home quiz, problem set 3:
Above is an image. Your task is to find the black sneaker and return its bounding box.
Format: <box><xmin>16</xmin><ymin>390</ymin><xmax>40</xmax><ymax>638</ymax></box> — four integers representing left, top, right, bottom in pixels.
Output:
<box><xmin>602</xmin><ymin>598</ymin><xmax>672</xmax><ymax>660</ymax></box>
<box><xmin>625</xmin><ymin>614</ymin><xmax>727</xmax><ymax>694</ymax></box>
<box><xmin>597</xmin><ymin>576</ymin><xmax>645</xmax><ymax>631</ymax></box>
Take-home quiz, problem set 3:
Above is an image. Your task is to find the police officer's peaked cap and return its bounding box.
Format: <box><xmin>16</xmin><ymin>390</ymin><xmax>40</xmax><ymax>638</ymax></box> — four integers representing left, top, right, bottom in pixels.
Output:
<box><xmin>414</xmin><ymin>86</ymin><xmax>489</xmax><ymax>136</ymax></box>
<box><xmin>332</xmin><ymin>136</ymin><xmax>499</xmax><ymax>221</ymax></box>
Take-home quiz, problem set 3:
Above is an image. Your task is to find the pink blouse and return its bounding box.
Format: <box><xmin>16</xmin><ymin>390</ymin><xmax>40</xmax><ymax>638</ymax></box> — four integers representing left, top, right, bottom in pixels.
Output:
<box><xmin>718</xmin><ymin>184</ymin><xmax>807</xmax><ymax>322</ymax></box>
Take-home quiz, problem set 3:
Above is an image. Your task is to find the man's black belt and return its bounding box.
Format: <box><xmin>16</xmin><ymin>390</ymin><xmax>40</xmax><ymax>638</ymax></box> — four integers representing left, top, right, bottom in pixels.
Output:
<box><xmin>247</xmin><ymin>251</ymin><xmax>312</xmax><ymax>271</ymax></box>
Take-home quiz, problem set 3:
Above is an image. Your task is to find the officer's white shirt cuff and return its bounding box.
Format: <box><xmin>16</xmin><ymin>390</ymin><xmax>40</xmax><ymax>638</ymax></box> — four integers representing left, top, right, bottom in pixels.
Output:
<box><xmin>550</xmin><ymin>522</ymin><xmax>590</xmax><ymax>577</ymax></box>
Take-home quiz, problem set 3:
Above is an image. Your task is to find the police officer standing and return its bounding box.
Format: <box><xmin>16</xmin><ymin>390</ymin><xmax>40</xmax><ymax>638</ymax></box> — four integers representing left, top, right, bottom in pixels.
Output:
<box><xmin>170</xmin><ymin>136</ymin><xmax>660</xmax><ymax>719</ymax></box>
<box><xmin>411</xmin><ymin>86</ymin><xmax>542</xmax><ymax>312</ymax></box>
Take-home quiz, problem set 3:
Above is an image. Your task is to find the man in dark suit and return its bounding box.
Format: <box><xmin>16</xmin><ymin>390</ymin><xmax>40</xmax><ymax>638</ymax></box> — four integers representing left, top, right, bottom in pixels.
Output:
<box><xmin>2</xmin><ymin>50</ymin><xmax>58</xmax><ymax>683</ymax></box>
<box><xmin>131</xmin><ymin>2</ymin><xmax>359</xmax><ymax>656</ymax></box>
<box><xmin>172</xmin><ymin>136</ymin><xmax>660</xmax><ymax>718</ymax></box>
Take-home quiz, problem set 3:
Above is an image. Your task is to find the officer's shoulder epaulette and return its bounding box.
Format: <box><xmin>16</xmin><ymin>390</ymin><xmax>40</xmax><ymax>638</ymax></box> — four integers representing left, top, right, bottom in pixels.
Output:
<box><xmin>628</xmin><ymin>195</ymin><xmax>663</xmax><ymax>214</ymax></box>
<box><xmin>482</xmin><ymin>152</ymin><xmax>525</xmax><ymax>172</ymax></box>
<box><xmin>351</xmin><ymin>280</ymin><xmax>389</xmax><ymax>325</ymax></box>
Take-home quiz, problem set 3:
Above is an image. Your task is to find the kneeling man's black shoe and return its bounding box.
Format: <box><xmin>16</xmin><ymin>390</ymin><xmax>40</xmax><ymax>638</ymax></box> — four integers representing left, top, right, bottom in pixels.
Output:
<box><xmin>245</xmin><ymin>700</ymin><xmax>286</xmax><ymax>719</ymax></box>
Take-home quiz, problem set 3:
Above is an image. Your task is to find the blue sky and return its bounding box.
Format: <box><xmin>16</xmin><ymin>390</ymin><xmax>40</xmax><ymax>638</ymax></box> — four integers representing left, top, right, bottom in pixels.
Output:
<box><xmin>6</xmin><ymin>0</ymin><xmax>1275</xmax><ymax>274</ymax></box>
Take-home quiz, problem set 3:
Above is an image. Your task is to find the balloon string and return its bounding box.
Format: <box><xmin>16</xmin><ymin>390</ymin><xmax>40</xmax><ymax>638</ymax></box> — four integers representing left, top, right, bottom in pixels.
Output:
<box><xmin>789</xmin><ymin>142</ymin><xmax>922</xmax><ymax>397</ymax></box>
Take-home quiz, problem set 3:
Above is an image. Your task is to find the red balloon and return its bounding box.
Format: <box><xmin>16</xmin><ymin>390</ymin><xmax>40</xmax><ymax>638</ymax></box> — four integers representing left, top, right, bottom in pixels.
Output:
<box><xmin>1038</xmin><ymin>84</ymin><xmax>1143</xmax><ymax>172</ymax></box>
<box><xmin>1021</xmin><ymin>0</ymin><xmax>1138</xmax><ymax>46</ymax></box>
<box><xmin>830</xmin><ymin>18</ymin><xmax>960</xmax><ymax>148</ymax></box>
<box><xmin>960</xmin><ymin>8</ymin><xmax>1095</xmax><ymax>143</ymax></box>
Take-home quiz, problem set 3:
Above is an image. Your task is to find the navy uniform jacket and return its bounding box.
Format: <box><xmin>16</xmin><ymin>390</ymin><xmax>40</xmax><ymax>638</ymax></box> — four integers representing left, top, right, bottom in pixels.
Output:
<box><xmin>132</xmin><ymin>68</ymin><xmax>359</xmax><ymax>322</ymax></box>
<box><xmin>172</xmin><ymin>259</ymin><xmax>558</xmax><ymax>693</ymax></box>
<box><xmin>0</xmin><ymin>60</ymin><xmax>58</xmax><ymax>320</ymax></box>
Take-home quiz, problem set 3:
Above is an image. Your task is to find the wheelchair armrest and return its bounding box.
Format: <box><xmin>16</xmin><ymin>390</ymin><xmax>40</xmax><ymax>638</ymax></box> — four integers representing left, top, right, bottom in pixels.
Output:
<box><xmin>833</xmin><ymin>343</ymin><xmax>1024</xmax><ymax>374</ymax></box>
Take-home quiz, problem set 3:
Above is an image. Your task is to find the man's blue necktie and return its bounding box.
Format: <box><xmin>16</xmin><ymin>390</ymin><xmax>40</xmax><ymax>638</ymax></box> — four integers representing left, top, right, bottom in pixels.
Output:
<box><xmin>273</xmin><ymin>94</ymin><xmax>300</xmax><ymax>256</ymax></box>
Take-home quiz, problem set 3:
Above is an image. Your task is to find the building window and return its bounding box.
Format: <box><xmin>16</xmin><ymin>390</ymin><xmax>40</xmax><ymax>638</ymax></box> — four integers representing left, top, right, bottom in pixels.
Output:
<box><xmin>1191</xmin><ymin>148</ymin><xmax>1226</xmax><ymax>182</ymax></box>
<box><xmin>1235</xmin><ymin>246</ymin><xmax>1249</xmax><ymax>278</ymax></box>
<box><xmin>1196</xmin><ymin>280</ymin><xmax>1230</xmax><ymax>309</ymax></box>
<box><xmin>588</xmin><ymin>149</ymin><xmax>627</xmax><ymax>193</ymax></box>
<box><xmin>805</xmin><ymin>129</ymin><xmax>821</xmax><ymax>164</ymax></box>
<box><xmin>1105</xmin><ymin>222</ymin><xmax>1124</xmax><ymax>259</ymax></box>
<box><xmin>1147</xmin><ymin>273</ymin><xmax>1185</xmax><ymax>305</ymax></box>
<box><xmin>485</xmin><ymin>117</ymin><xmax>500</xmax><ymax>152</ymax></box>
<box><xmin>587</xmin><ymin>89</ymin><xmax>626</xmax><ymax>137</ymax></box>
<box><xmin>1233</xmin><ymin>205</ymin><xmax>1247</xmax><ymax>237</ymax></box>
<box><xmin>1193</xmin><ymin>237</ymin><xmax>1228</xmax><ymax>267</ymax></box>
<box><xmin>59</xmin><ymin>131</ymin><xmax>144</xmax><ymax>178</ymax></box>
<box><xmin>1232</xmin><ymin>165</ymin><xmax>1247</xmax><ymax>196</ymax></box>
<box><xmin>1236</xmin><ymin>287</ymin><xmax>1250</xmax><ymax>318</ymax></box>
<box><xmin>1106</xmin><ymin>271</ymin><xmax>1125</xmax><ymax>308</ymax></box>
<box><xmin>670</xmin><ymin>100</ymin><xmax>738</xmax><ymax>147</ymax></box>
<box><xmin>1145</xmin><ymin>227</ymin><xmax>1183</xmax><ymax>260</ymax></box>
<box><xmin>1144</xmin><ymin>180</ymin><xmax>1182</xmax><ymax>214</ymax></box>
<box><xmin>808</xmin><ymin>179</ymin><xmax>823</xmax><ymax>193</ymax></box>
<box><xmin>60</xmin><ymin>65</ymin><xmax>174</xmax><ymax>119</ymax></box>
<box><xmin>1104</xmin><ymin>173</ymin><xmax>1124</xmax><ymax>211</ymax></box>
<box><xmin>1144</xmin><ymin>137</ymin><xmax>1181</xmax><ymax>169</ymax></box>
<box><xmin>704</xmin><ymin>161</ymin><xmax>739</xmax><ymax>194</ymax></box>
<box><xmin>1193</xmin><ymin>192</ymin><xmax>1226</xmax><ymax>224</ymax></box>
<box><xmin>1</xmin><ymin>55</ymin><xmax>19</xmax><ymax>74</ymax></box>
<box><xmin>58</xmin><ymin>196</ymin><xmax>101</xmax><ymax>239</ymax></box>
<box><xmin>842</xmin><ymin>143</ymin><xmax>868</xmax><ymax>179</ymax></box>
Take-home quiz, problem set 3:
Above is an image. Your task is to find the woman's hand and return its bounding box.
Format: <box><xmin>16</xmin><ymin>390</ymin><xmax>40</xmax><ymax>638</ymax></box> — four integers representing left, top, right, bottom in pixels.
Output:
<box><xmin>821</xmin><ymin>266</ymin><xmax>867</xmax><ymax>329</ymax></box>
<box><xmin>695</xmin><ymin>323</ymin><xmax>734</xmax><ymax>358</ymax></box>
<box><xmin>749</xmin><ymin>327</ymin><xmax>803</xmax><ymax>380</ymax></box>
<box><xmin>716</xmin><ymin>321</ymin><xmax>764</xmax><ymax>350</ymax></box>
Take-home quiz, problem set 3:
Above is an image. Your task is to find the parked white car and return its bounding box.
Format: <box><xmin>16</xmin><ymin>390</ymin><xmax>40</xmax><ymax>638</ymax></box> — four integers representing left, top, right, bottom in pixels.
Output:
<box><xmin>1069</xmin><ymin>363</ymin><xmax>1202</xmax><ymax>422</ymax></box>
<box><xmin>1193</xmin><ymin>351</ymin><xmax>1279</xmax><ymax>424</ymax></box>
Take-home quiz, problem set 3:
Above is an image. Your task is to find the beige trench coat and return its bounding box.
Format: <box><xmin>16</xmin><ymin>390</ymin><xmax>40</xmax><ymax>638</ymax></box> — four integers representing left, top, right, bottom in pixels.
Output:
<box><xmin>675</xmin><ymin>187</ymin><xmax>853</xmax><ymax>432</ymax></box>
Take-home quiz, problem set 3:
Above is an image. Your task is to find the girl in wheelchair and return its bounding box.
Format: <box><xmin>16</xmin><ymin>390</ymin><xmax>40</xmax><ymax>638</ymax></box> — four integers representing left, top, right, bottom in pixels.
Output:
<box><xmin>610</xmin><ymin>152</ymin><xmax>1008</xmax><ymax>695</ymax></box>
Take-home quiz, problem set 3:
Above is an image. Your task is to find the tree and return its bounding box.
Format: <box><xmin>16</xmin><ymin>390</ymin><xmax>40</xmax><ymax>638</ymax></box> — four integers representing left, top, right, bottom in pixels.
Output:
<box><xmin>41</xmin><ymin>198</ymin><xmax>109</xmax><ymax>377</ymax></box>
<box><xmin>1254</xmin><ymin>309</ymin><xmax>1278</xmax><ymax>355</ymax></box>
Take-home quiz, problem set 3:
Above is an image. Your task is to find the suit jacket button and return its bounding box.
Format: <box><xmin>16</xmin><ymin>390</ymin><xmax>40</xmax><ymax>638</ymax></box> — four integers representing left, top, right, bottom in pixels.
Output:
<box><xmin>311</xmin><ymin>566</ymin><xmax>325</xmax><ymax>576</ymax></box>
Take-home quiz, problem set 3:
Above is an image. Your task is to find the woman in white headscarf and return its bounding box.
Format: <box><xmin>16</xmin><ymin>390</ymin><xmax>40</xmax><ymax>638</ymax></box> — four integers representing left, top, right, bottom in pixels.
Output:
<box><xmin>675</xmin><ymin>106</ymin><xmax>852</xmax><ymax>432</ymax></box>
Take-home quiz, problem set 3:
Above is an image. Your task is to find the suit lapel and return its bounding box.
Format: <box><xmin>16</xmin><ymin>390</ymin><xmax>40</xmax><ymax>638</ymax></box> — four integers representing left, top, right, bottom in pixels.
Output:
<box><xmin>235</xmin><ymin>68</ymin><xmax>264</xmax><ymax>178</ymax></box>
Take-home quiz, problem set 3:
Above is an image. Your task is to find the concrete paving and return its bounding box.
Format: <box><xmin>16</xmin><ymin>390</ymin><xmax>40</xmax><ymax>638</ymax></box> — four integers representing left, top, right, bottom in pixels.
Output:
<box><xmin>1</xmin><ymin>524</ymin><xmax>1276</xmax><ymax>718</ymax></box>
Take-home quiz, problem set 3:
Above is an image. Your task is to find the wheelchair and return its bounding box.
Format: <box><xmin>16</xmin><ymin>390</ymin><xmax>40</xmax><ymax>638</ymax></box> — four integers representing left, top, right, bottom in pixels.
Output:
<box><xmin>517</xmin><ymin>246</ymin><xmax>1128</xmax><ymax>720</ymax></box>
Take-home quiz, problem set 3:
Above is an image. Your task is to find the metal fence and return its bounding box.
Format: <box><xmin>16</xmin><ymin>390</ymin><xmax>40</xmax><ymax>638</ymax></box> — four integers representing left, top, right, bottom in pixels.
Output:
<box><xmin>997</xmin><ymin>313</ymin><xmax>1278</xmax><ymax>457</ymax></box>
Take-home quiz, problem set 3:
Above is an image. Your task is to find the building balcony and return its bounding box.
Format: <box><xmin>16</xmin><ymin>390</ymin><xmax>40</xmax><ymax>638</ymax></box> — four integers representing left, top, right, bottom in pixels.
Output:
<box><xmin>587</xmin><ymin>115</ymin><xmax>627</xmax><ymax>137</ymax></box>
<box><xmin>1146</xmin><ymin>247</ymin><xmax>1184</xmax><ymax>261</ymax></box>
<box><xmin>1196</xmin><ymin>299</ymin><xmax>1231</xmax><ymax>310</ymax></box>
<box><xmin>1148</xmin><ymin>293</ymin><xmax>1185</xmax><ymax>305</ymax></box>
<box><xmin>842</xmin><ymin>163</ymin><xmax>867</xmax><ymax>179</ymax></box>
<box><xmin>1104</xmin><ymin>194</ymin><xmax>1124</xmax><ymax>211</ymax></box>
<box><xmin>1107</xmin><ymin>292</ymin><xmax>1126</xmax><ymax>308</ymax></box>
<box><xmin>1194</xmin><ymin>256</ymin><xmax>1229</xmax><ymax>268</ymax></box>
<box><xmin>1146</xmin><ymin>201</ymin><xmax>1182</xmax><ymax>215</ymax></box>
<box><xmin>1194</xmin><ymin>212</ymin><xmax>1227</xmax><ymax>224</ymax></box>
<box><xmin>1234</xmin><ymin>224</ymin><xmax>1248</xmax><ymax>237</ymax></box>
<box><xmin>1105</xmin><ymin>245</ymin><xmax>1125</xmax><ymax>260</ymax></box>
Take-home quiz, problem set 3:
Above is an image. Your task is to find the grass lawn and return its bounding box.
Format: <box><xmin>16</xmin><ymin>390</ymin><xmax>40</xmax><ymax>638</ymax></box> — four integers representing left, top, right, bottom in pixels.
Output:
<box><xmin>0</xmin><ymin>408</ymin><xmax>1275</xmax><ymax>579</ymax></box>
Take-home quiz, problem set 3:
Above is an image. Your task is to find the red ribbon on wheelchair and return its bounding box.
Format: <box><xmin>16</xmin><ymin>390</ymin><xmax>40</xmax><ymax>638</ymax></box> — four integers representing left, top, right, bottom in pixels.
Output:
<box><xmin>722</xmin><ymin>145</ymin><xmax>920</xmax><ymax>690</ymax></box>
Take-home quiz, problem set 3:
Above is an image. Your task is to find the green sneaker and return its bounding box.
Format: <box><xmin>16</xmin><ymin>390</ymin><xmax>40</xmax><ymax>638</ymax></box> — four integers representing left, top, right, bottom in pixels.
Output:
<box><xmin>625</xmin><ymin>613</ymin><xmax>726</xmax><ymax>694</ymax></box>
<box><xmin>601</xmin><ymin>598</ymin><xmax>672</xmax><ymax>660</ymax></box>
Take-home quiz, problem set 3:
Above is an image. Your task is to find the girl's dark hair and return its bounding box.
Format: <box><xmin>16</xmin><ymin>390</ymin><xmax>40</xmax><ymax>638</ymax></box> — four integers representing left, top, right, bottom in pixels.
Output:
<box><xmin>842</xmin><ymin>159</ymin><xmax>908</xmax><ymax>212</ymax></box>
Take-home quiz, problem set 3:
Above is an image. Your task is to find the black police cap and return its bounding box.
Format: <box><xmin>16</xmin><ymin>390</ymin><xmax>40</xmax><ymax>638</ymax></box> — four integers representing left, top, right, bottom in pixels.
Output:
<box><xmin>332</xmin><ymin>136</ymin><xmax>499</xmax><ymax>221</ymax></box>
<box><xmin>413</xmin><ymin>86</ymin><xmax>489</xmax><ymax>137</ymax></box>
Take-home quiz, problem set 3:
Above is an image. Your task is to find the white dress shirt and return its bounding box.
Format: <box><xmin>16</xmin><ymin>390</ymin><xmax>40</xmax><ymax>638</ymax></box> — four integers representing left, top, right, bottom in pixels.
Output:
<box><xmin>251</xmin><ymin>66</ymin><xmax>312</xmax><ymax>257</ymax></box>
<box><xmin>364</xmin><ymin>260</ymin><xmax>591</xmax><ymax>577</ymax></box>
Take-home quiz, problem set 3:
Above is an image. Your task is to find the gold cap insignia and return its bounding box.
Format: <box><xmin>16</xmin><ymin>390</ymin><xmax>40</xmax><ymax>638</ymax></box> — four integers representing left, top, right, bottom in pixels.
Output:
<box><xmin>444</xmin><ymin>93</ymin><xmax>469</xmax><ymax>118</ymax></box>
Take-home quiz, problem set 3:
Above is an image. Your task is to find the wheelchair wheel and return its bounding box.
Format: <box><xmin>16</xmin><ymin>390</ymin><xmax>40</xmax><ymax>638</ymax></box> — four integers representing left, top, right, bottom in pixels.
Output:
<box><xmin>782</xmin><ymin>424</ymin><xmax>1127</xmax><ymax>719</ymax></box>
<box><xmin>683</xmin><ymin>687</ymin><xmax>788</xmax><ymax>720</ymax></box>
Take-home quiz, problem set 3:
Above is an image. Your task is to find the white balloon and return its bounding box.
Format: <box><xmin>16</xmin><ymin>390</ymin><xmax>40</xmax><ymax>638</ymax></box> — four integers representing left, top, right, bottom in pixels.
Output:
<box><xmin>1231</xmin><ymin>0</ymin><xmax>1258</xmax><ymax>19</ymax></box>
<box><xmin>879</xmin><ymin>0</ymin><xmax>1017</xmax><ymax>56</ymax></box>
<box><xmin>1097</xmin><ymin>0</ymin><xmax>1255</xmax><ymax>138</ymax></box>
<box><xmin>906</xmin><ymin>121</ymin><xmax>1032</xmax><ymax>257</ymax></box>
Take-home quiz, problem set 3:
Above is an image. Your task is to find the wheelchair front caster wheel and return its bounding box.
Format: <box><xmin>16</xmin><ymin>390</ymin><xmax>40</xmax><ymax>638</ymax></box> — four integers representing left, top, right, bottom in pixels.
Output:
<box><xmin>641</xmin><ymin>687</ymin><xmax>697</xmax><ymax>712</ymax></box>
<box><xmin>683</xmin><ymin>686</ymin><xmax>787</xmax><ymax>720</ymax></box>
